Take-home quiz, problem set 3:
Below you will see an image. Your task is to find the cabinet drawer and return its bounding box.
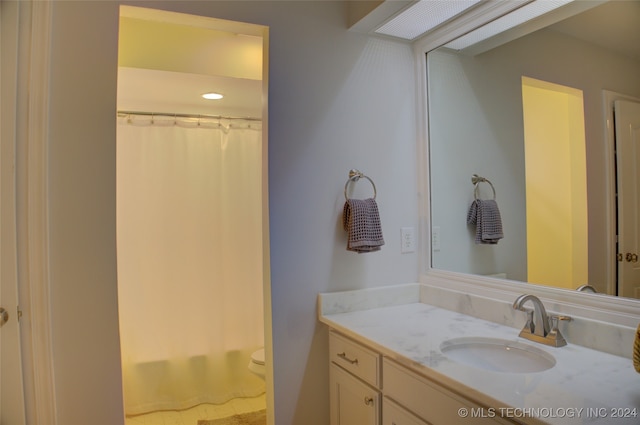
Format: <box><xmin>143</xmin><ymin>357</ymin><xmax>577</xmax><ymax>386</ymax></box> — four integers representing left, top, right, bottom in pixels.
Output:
<box><xmin>383</xmin><ymin>358</ymin><xmax>514</xmax><ymax>425</ymax></box>
<box><xmin>383</xmin><ymin>397</ymin><xmax>431</xmax><ymax>425</ymax></box>
<box><xmin>329</xmin><ymin>331</ymin><xmax>380</xmax><ymax>387</ymax></box>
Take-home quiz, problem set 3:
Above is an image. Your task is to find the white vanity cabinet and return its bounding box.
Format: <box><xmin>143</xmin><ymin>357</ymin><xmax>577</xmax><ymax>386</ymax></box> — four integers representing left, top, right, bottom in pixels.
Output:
<box><xmin>329</xmin><ymin>330</ymin><xmax>515</xmax><ymax>425</ymax></box>
<box><xmin>329</xmin><ymin>331</ymin><xmax>381</xmax><ymax>425</ymax></box>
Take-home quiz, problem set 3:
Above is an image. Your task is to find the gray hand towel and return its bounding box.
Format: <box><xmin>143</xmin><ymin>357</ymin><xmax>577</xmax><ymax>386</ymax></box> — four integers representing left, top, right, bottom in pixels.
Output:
<box><xmin>343</xmin><ymin>198</ymin><xmax>385</xmax><ymax>253</ymax></box>
<box><xmin>467</xmin><ymin>199</ymin><xmax>504</xmax><ymax>244</ymax></box>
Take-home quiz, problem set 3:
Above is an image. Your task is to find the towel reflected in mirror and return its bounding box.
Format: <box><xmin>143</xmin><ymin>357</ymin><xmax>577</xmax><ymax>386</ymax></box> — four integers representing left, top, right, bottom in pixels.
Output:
<box><xmin>467</xmin><ymin>199</ymin><xmax>504</xmax><ymax>244</ymax></box>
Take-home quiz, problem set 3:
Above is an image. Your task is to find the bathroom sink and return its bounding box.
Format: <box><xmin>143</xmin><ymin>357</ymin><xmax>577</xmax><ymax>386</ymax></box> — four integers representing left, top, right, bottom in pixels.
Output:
<box><xmin>440</xmin><ymin>337</ymin><xmax>556</xmax><ymax>373</ymax></box>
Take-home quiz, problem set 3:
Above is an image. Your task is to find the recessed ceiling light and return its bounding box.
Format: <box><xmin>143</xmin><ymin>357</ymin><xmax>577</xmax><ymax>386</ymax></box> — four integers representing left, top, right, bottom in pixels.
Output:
<box><xmin>202</xmin><ymin>92</ymin><xmax>224</xmax><ymax>100</ymax></box>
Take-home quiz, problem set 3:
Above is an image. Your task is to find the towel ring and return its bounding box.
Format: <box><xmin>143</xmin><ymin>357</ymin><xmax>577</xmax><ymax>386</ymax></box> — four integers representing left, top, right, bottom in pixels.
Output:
<box><xmin>344</xmin><ymin>169</ymin><xmax>377</xmax><ymax>200</ymax></box>
<box><xmin>471</xmin><ymin>174</ymin><xmax>496</xmax><ymax>200</ymax></box>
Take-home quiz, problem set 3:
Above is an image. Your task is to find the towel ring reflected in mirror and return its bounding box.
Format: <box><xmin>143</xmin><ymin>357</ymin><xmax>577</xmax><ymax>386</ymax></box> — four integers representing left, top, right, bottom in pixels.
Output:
<box><xmin>471</xmin><ymin>174</ymin><xmax>496</xmax><ymax>200</ymax></box>
<box><xmin>344</xmin><ymin>169</ymin><xmax>377</xmax><ymax>200</ymax></box>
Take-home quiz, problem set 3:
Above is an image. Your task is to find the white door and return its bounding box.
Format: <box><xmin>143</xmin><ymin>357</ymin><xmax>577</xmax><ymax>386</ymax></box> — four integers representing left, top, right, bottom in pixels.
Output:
<box><xmin>1</xmin><ymin>0</ymin><xmax>27</xmax><ymax>422</ymax></box>
<box><xmin>614</xmin><ymin>100</ymin><xmax>640</xmax><ymax>299</ymax></box>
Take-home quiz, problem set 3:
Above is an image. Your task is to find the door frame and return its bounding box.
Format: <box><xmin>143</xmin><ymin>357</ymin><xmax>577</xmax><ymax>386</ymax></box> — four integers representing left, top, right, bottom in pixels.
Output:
<box><xmin>9</xmin><ymin>3</ymin><xmax>274</xmax><ymax>424</ymax></box>
<box><xmin>0</xmin><ymin>1</ymin><xmax>27</xmax><ymax>423</ymax></box>
<box><xmin>116</xmin><ymin>5</ymin><xmax>274</xmax><ymax>424</ymax></box>
<box><xmin>2</xmin><ymin>0</ymin><xmax>57</xmax><ymax>423</ymax></box>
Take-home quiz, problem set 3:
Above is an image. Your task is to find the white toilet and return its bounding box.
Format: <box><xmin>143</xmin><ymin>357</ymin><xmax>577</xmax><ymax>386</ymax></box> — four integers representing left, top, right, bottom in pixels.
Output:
<box><xmin>248</xmin><ymin>348</ymin><xmax>265</xmax><ymax>380</ymax></box>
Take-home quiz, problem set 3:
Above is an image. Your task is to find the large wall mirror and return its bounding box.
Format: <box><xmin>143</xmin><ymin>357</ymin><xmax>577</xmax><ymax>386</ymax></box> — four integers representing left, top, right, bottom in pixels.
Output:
<box><xmin>427</xmin><ymin>0</ymin><xmax>640</xmax><ymax>301</ymax></box>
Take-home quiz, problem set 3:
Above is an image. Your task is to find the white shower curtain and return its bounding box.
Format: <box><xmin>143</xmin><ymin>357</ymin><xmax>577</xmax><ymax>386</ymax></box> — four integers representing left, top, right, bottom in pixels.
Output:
<box><xmin>116</xmin><ymin>115</ymin><xmax>264</xmax><ymax>415</ymax></box>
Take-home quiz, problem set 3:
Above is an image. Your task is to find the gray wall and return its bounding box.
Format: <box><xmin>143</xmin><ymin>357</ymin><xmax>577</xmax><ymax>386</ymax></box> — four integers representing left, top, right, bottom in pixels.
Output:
<box><xmin>46</xmin><ymin>1</ymin><xmax>418</xmax><ymax>424</ymax></box>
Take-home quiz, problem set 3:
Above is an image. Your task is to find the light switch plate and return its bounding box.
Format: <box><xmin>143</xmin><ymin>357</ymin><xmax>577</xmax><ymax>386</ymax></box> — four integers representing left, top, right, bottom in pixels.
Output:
<box><xmin>401</xmin><ymin>227</ymin><xmax>416</xmax><ymax>253</ymax></box>
<box><xmin>432</xmin><ymin>226</ymin><xmax>441</xmax><ymax>252</ymax></box>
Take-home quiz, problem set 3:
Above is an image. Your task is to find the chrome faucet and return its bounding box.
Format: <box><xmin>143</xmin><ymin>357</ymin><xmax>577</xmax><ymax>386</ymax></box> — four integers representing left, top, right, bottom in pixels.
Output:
<box><xmin>576</xmin><ymin>284</ymin><xmax>597</xmax><ymax>293</ymax></box>
<box><xmin>513</xmin><ymin>294</ymin><xmax>571</xmax><ymax>347</ymax></box>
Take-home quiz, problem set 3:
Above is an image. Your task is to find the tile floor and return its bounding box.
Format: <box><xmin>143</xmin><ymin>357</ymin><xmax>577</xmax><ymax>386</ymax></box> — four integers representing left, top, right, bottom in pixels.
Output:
<box><xmin>125</xmin><ymin>394</ymin><xmax>266</xmax><ymax>425</ymax></box>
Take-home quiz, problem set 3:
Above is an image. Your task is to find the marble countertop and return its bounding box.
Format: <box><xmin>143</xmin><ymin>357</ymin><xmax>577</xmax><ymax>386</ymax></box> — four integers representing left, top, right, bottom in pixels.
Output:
<box><xmin>319</xmin><ymin>299</ymin><xmax>640</xmax><ymax>425</ymax></box>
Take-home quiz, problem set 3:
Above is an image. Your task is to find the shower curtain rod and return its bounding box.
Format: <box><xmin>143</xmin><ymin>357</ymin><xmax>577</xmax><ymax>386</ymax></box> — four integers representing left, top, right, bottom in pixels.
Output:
<box><xmin>117</xmin><ymin>110</ymin><xmax>261</xmax><ymax>122</ymax></box>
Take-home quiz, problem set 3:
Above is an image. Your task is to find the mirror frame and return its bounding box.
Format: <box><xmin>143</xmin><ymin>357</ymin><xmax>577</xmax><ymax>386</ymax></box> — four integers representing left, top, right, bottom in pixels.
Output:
<box><xmin>413</xmin><ymin>0</ymin><xmax>640</xmax><ymax>327</ymax></box>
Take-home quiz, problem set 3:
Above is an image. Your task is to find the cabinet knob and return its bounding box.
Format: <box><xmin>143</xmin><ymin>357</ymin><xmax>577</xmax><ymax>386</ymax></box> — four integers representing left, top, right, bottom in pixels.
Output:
<box><xmin>0</xmin><ymin>308</ymin><xmax>8</xmax><ymax>327</ymax></box>
<box><xmin>364</xmin><ymin>396</ymin><xmax>374</xmax><ymax>406</ymax></box>
<box><xmin>625</xmin><ymin>253</ymin><xmax>638</xmax><ymax>262</ymax></box>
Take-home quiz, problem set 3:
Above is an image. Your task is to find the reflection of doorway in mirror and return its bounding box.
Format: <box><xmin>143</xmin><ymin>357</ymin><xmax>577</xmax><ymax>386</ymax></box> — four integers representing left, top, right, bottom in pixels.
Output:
<box><xmin>614</xmin><ymin>100</ymin><xmax>640</xmax><ymax>299</ymax></box>
<box><xmin>521</xmin><ymin>77</ymin><xmax>587</xmax><ymax>290</ymax></box>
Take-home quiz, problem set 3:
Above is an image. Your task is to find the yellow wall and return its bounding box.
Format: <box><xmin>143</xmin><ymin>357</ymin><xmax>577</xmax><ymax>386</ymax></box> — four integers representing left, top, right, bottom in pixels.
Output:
<box><xmin>522</xmin><ymin>77</ymin><xmax>588</xmax><ymax>288</ymax></box>
<box><xmin>118</xmin><ymin>15</ymin><xmax>262</xmax><ymax>80</ymax></box>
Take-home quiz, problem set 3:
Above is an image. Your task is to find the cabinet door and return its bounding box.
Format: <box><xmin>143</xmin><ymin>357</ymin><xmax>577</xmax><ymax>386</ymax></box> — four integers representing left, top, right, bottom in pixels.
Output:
<box><xmin>383</xmin><ymin>397</ymin><xmax>431</xmax><ymax>425</ymax></box>
<box><xmin>330</xmin><ymin>363</ymin><xmax>380</xmax><ymax>425</ymax></box>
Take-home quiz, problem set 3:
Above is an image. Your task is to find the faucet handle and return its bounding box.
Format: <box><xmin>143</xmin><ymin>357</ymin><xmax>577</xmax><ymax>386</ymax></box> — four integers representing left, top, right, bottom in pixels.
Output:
<box><xmin>546</xmin><ymin>314</ymin><xmax>571</xmax><ymax>347</ymax></box>
<box><xmin>549</xmin><ymin>314</ymin><xmax>572</xmax><ymax>330</ymax></box>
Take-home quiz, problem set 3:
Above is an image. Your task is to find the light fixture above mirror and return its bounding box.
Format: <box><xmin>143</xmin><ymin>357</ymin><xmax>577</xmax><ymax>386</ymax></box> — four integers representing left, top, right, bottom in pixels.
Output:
<box><xmin>371</xmin><ymin>0</ymin><xmax>595</xmax><ymax>43</ymax></box>
<box><xmin>374</xmin><ymin>0</ymin><xmax>483</xmax><ymax>40</ymax></box>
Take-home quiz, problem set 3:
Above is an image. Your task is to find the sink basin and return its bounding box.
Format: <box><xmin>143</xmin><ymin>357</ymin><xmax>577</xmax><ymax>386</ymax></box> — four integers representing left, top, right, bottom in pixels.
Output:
<box><xmin>440</xmin><ymin>337</ymin><xmax>556</xmax><ymax>373</ymax></box>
